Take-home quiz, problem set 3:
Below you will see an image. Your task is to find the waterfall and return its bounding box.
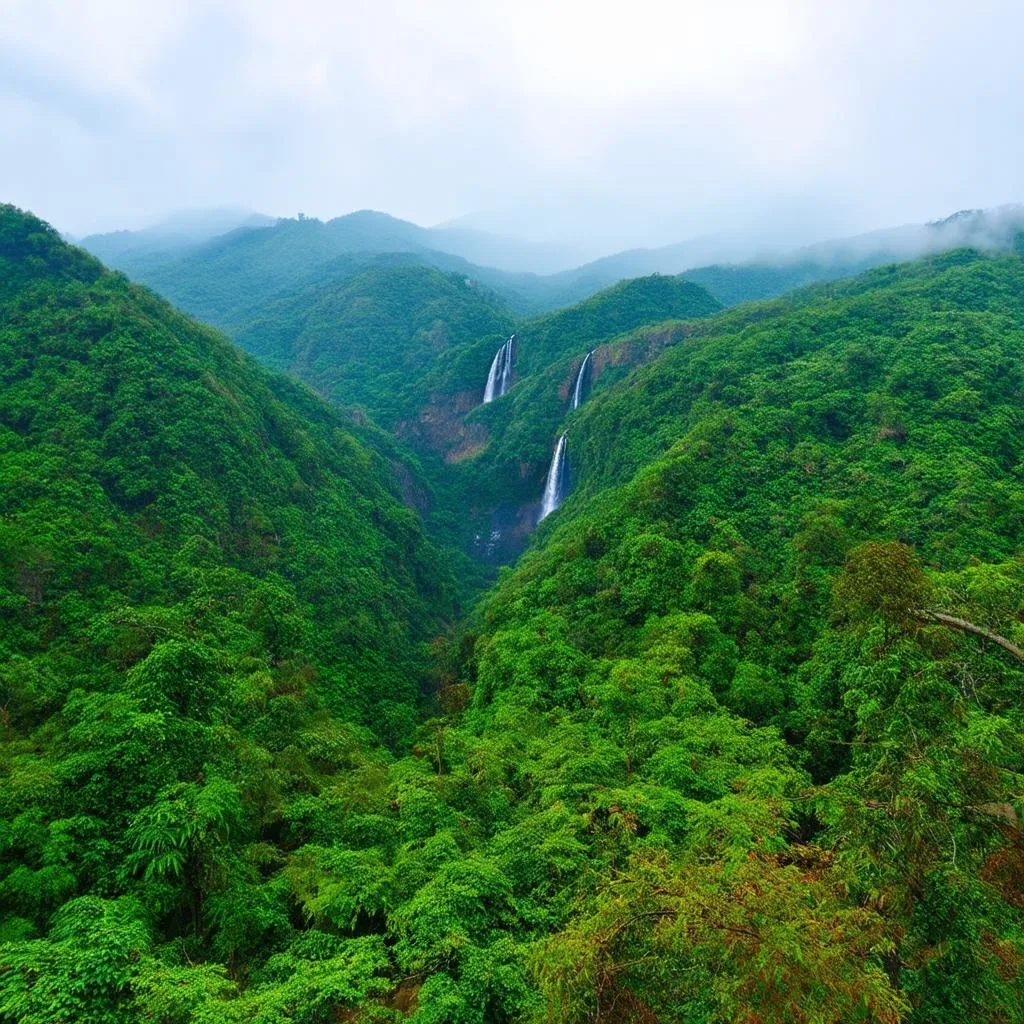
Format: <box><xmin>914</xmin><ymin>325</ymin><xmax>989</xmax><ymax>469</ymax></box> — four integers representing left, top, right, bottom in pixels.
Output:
<box><xmin>539</xmin><ymin>434</ymin><xmax>568</xmax><ymax>521</ymax></box>
<box><xmin>483</xmin><ymin>334</ymin><xmax>517</xmax><ymax>402</ymax></box>
<box><xmin>572</xmin><ymin>350</ymin><xmax>593</xmax><ymax>410</ymax></box>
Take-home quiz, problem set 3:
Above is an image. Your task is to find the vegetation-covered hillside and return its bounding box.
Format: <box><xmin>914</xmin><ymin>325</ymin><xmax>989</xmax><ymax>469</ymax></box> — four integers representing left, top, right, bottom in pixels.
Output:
<box><xmin>386</xmin><ymin>275</ymin><xmax>721</xmax><ymax>560</ymax></box>
<box><xmin>507</xmin><ymin>274</ymin><xmax>720</xmax><ymax>378</ymax></box>
<box><xmin>2</xmin><ymin>208</ymin><xmax>1023</xmax><ymax>1024</ymax></box>
<box><xmin>231</xmin><ymin>261</ymin><xmax>513</xmax><ymax>429</ymax></box>
<box><xmin>0</xmin><ymin>206</ymin><xmax>473</xmax><ymax>1020</ymax></box>
<box><xmin>207</xmin><ymin>268</ymin><xmax>718</xmax><ymax>560</ymax></box>
<box><xmin>433</xmin><ymin>279</ymin><xmax>720</xmax><ymax>560</ymax></box>
<box><xmin>682</xmin><ymin>257</ymin><xmax>876</xmax><ymax>306</ymax></box>
<box><xmin>82</xmin><ymin>213</ymin><xmax>582</xmax><ymax>320</ymax></box>
<box><xmin>441</xmin><ymin>246</ymin><xmax>1024</xmax><ymax>1021</ymax></box>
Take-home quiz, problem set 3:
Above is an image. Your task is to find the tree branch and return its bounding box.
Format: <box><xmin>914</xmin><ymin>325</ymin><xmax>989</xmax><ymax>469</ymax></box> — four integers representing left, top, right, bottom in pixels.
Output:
<box><xmin>915</xmin><ymin>610</ymin><xmax>1024</xmax><ymax>661</ymax></box>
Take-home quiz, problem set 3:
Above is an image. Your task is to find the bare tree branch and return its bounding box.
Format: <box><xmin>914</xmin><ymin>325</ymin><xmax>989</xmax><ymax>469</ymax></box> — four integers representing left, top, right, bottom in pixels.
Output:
<box><xmin>915</xmin><ymin>610</ymin><xmax>1024</xmax><ymax>661</ymax></box>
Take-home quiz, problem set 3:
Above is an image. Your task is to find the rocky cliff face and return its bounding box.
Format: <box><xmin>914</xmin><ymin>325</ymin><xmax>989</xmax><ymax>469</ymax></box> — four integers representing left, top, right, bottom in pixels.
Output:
<box><xmin>395</xmin><ymin>389</ymin><xmax>490</xmax><ymax>460</ymax></box>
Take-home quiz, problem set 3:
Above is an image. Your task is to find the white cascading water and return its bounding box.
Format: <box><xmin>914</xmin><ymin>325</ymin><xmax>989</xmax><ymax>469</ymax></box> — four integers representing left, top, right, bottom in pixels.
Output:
<box><xmin>572</xmin><ymin>350</ymin><xmax>593</xmax><ymax>410</ymax></box>
<box><xmin>539</xmin><ymin>434</ymin><xmax>568</xmax><ymax>521</ymax></box>
<box><xmin>483</xmin><ymin>334</ymin><xmax>517</xmax><ymax>402</ymax></box>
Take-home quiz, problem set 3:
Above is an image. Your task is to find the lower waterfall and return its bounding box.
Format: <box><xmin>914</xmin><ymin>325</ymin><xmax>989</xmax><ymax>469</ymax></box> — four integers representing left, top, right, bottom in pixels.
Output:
<box><xmin>539</xmin><ymin>434</ymin><xmax>568</xmax><ymax>521</ymax></box>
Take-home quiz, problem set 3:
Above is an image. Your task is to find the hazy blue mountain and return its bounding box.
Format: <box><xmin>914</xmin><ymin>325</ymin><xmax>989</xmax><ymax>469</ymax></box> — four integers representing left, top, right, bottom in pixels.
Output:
<box><xmin>80</xmin><ymin>203</ymin><xmax>1024</xmax><ymax>331</ymax></box>
<box><xmin>81</xmin><ymin>206</ymin><xmax>276</xmax><ymax>257</ymax></box>
<box><xmin>80</xmin><ymin>211</ymin><xmax>567</xmax><ymax>316</ymax></box>
<box><xmin>543</xmin><ymin>204</ymin><xmax>1024</xmax><ymax>307</ymax></box>
<box><xmin>428</xmin><ymin>221</ymin><xmax>587</xmax><ymax>273</ymax></box>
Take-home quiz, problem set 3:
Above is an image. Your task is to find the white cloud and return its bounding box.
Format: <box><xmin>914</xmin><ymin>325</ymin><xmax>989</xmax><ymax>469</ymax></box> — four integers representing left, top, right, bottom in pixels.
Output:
<box><xmin>1</xmin><ymin>0</ymin><xmax>1022</xmax><ymax>248</ymax></box>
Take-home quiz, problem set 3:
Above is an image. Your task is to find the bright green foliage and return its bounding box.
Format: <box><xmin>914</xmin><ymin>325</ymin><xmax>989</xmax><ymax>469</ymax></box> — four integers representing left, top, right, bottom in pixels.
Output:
<box><xmin>0</xmin><ymin>205</ymin><xmax>465</xmax><ymax>1021</ymax></box>
<box><xmin>450</xmin><ymin>245</ymin><xmax>1024</xmax><ymax>1019</ymax></box>
<box><xmin>0</xmin><ymin>897</ymin><xmax>152</xmax><ymax>1024</ymax></box>
<box><xmin>510</xmin><ymin>274</ymin><xmax>720</xmax><ymax>378</ymax></box>
<box><xmin>3</xmin><ymin>206</ymin><xmax>1024</xmax><ymax>1023</ymax></box>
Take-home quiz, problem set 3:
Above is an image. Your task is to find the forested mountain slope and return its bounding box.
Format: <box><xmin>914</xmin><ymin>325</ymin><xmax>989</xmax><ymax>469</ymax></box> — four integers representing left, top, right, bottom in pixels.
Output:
<box><xmin>557</xmin><ymin>248</ymin><xmax>1024</xmax><ymax>505</ymax></box>
<box><xmin>0</xmin><ymin>206</ymin><xmax>478</xmax><ymax>1020</ymax></box>
<box><xmin>79</xmin><ymin>207</ymin><xmax>277</xmax><ymax>265</ymax></box>
<box><xmin>683</xmin><ymin>256</ymin><xmax>884</xmax><ymax>306</ymax></box>
<box><xmin>428</xmin><ymin>277</ymin><xmax>721</xmax><ymax>560</ymax></box>
<box><xmin>192</xmin><ymin>268</ymin><xmax>720</xmax><ymax>561</ymax></box>
<box><xmin>230</xmin><ymin>261</ymin><xmax>513</xmax><ymax>429</ymax></box>
<box><xmin>430</xmin><ymin>246</ymin><xmax>1024</xmax><ymax>1021</ymax></box>
<box><xmin>0</xmin><ymin>205</ymin><xmax>470</xmax><ymax>711</ymax></box>
<box><xmin>240</xmin><ymin>270</ymin><xmax>718</xmax><ymax>440</ymax></box>
<box><xmin>2</xmin><ymin>209</ymin><xmax>1023</xmax><ymax>1023</ymax></box>
<box><xmin>505</xmin><ymin>273</ymin><xmax>720</xmax><ymax>378</ymax></box>
<box><xmin>84</xmin><ymin>208</ymin><xmax>582</xmax><ymax>280</ymax></box>
<box><xmin>545</xmin><ymin>205</ymin><xmax>1024</xmax><ymax>309</ymax></box>
<box><xmin>81</xmin><ymin>212</ymin><xmax>578</xmax><ymax>319</ymax></box>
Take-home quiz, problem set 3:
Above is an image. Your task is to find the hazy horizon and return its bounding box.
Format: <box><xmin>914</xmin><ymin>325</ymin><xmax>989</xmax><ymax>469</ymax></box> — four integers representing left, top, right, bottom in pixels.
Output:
<box><xmin>3</xmin><ymin>0</ymin><xmax>1023</xmax><ymax>255</ymax></box>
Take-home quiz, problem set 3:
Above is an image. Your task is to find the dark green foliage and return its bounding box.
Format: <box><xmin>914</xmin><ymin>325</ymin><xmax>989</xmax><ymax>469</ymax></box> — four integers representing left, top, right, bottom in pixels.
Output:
<box><xmin>0</xmin><ymin>206</ymin><xmax>459</xmax><ymax>711</ymax></box>
<box><xmin>0</xmin><ymin>204</ymin><xmax>466</xmax><ymax>1018</ymax></box>
<box><xmin>510</xmin><ymin>274</ymin><xmax>720</xmax><ymax>377</ymax></box>
<box><xmin>4</xmin><ymin>206</ymin><xmax>1024</xmax><ymax>1023</ymax></box>
<box><xmin>683</xmin><ymin>254</ymin><xmax>885</xmax><ymax>306</ymax></box>
<box><xmin>232</xmin><ymin>262</ymin><xmax>513</xmax><ymax>428</ymax></box>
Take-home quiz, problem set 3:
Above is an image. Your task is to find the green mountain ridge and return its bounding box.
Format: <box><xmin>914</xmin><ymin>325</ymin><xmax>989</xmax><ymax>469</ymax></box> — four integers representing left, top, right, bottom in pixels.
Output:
<box><xmin>0</xmin><ymin>203</ymin><xmax>465</xmax><ymax>726</ymax></box>
<box><xmin>81</xmin><ymin>212</ymin><xmax>583</xmax><ymax>318</ymax></box>
<box><xmin>2</xmin><ymin>206</ymin><xmax>1023</xmax><ymax>1023</ymax></box>
<box><xmin>232</xmin><ymin>260</ymin><xmax>514</xmax><ymax>428</ymax></box>
<box><xmin>84</xmin><ymin>208</ymin><xmax>585</xmax><ymax>278</ymax></box>
<box><xmin>81</xmin><ymin>204</ymin><xmax>1024</xmax><ymax>331</ymax></box>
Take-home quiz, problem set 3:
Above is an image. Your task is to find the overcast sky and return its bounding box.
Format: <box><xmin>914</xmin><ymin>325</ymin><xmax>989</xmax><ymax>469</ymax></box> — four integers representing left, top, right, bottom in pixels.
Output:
<box><xmin>2</xmin><ymin>0</ymin><xmax>1022</xmax><ymax>253</ymax></box>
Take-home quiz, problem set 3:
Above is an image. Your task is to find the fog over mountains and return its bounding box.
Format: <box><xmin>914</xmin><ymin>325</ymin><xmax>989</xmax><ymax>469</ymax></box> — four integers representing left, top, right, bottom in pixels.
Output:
<box><xmin>80</xmin><ymin>201</ymin><xmax>1024</xmax><ymax>315</ymax></box>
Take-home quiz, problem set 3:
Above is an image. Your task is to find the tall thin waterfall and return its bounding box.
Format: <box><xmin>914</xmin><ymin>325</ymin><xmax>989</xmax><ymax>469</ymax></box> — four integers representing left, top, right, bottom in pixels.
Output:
<box><xmin>539</xmin><ymin>434</ymin><xmax>568</xmax><ymax>521</ymax></box>
<box><xmin>483</xmin><ymin>334</ymin><xmax>517</xmax><ymax>403</ymax></box>
<box><xmin>572</xmin><ymin>350</ymin><xmax>593</xmax><ymax>410</ymax></box>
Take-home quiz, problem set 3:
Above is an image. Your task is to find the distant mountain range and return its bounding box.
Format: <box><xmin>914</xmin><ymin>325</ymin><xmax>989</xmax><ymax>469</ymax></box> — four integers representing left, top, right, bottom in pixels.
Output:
<box><xmin>84</xmin><ymin>208</ymin><xmax>585</xmax><ymax>277</ymax></box>
<box><xmin>78</xmin><ymin>206</ymin><xmax>277</xmax><ymax>256</ymax></box>
<box><xmin>541</xmin><ymin>204</ymin><xmax>1024</xmax><ymax>305</ymax></box>
<box><xmin>81</xmin><ymin>203</ymin><xmax>1024</xmax><ymax>321</ymax></box>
